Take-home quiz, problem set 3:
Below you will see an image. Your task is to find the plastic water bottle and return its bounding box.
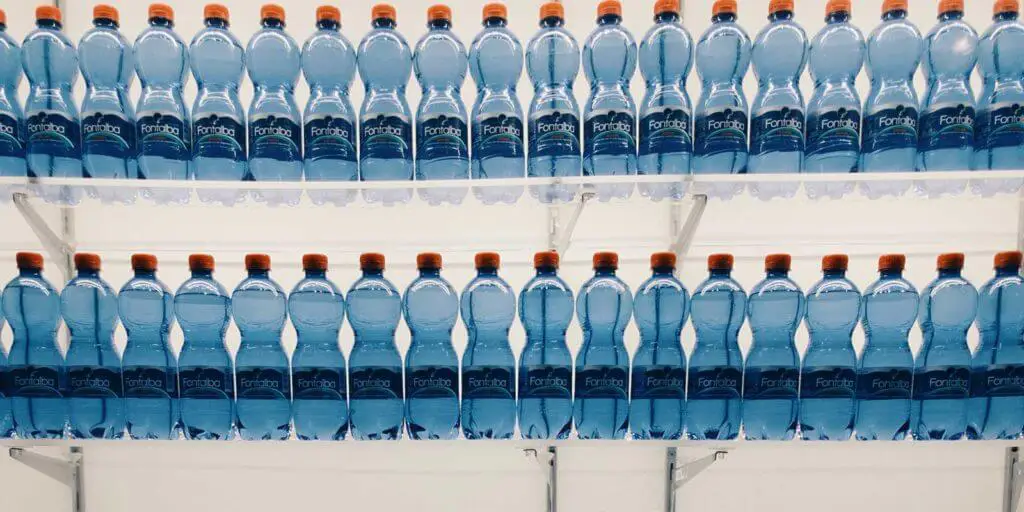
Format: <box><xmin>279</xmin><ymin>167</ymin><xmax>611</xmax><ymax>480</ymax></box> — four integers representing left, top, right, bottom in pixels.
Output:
<box><xmin>22</xmin><ymin>6</ymin><xmax>81</xmax><ymax>179</ymax></box>
<box><xmin>911</xmin><ymin>253</ymin><xmax>977</xmax><ymax>440</ymax></box>
<box><xmin>461</xmin><ymin>252</ymin><xmax>515</xmax><ymax>439</ymax></box>
<box><xmin>0</xmin><ymin>292</ymin><xmax>9</xmax><ymax>438</ymax></box>
<box><xmin>403</xmin><ymin>253</ymin><xmax>460</xmax><ymax>439</ymax></box>
<box><xmin>175</xmin><ymin>254</ymin><xmax>234</xmax><ymax>440</ymax></box>
<box><xmin>347</xmin><ymin>253</ymin><xmax>404</xmax><ymax>440</ymax></box>
<box><xmin>0</xmin><ymin>9</ymin><xmax>25</xmax><ymax>178</ymax></box>
<box><xmin>855</xmin><ymin>254</ymin><xmax>917</xmax><ymax>440</ymax></box>
<box><xmin>969</xmin><ymin>251</ymin><xmax>1024</xmax><ymax>440</ymax></box>
<box><xmin>519</xmin><ymin>251</ymin><xmax>573</xmax><ymax>439</ymax></box>
<box><xmin>358</xmin><ymin>4</ymin><xmax>414</xmax><ymax>205</ymax></box>
<box><xmin>799</xmin><ymin>254</ymin><xmax>859</xmax><ymax>441</ymax></box>
<box><xmin>630</xmin><ymin>252</ymin><xmax>688</xmax><ymax>440</ymax></box>
<box><xmin>4</xmin><ymin>252</ymin><xmax>65</xmax><ymax>439</ymax></box>
<box><xmin>232</xmin><ymin>254</ymin><xmax>290</xmax><ymax>440</ymax></box>
<box><xmin>469</xmin><ymin>3</ymin><xmax>525</xmax><ymax>204</ymax></box>
<box><xmin>413</xmin><ymin>5</ymin><xmax>469</xmax><ymax>206</ymax></box>
<box><xmin>525</xmin><ymin>1</ymin><xmax>581</xmax><ymax>203</ymax></box>
<box><xmin>687</xmin><ymin>254</ymin><xmax>744</xmax><ymax>440</ymax></box>
<box><xmin>290</xmin><ymin>254</ymin><xmax>348</xmax><ymax>441</ymax></box>
<box><xmin>119</xmin><ymin>254</ymin><xmax>177</xmax><ymax>440</ymax></box>
<box><xmin>301</xmin><ymin>6</ymin><xmax>358</xmax><ymax>206</ymax></box>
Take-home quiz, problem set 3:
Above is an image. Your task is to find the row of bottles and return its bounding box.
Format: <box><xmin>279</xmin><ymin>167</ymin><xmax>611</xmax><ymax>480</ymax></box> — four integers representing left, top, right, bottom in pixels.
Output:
<box><xmin>0</xmin><ymin>249</ymin><xmax>1020</xmax><ymax>442</ymax></box>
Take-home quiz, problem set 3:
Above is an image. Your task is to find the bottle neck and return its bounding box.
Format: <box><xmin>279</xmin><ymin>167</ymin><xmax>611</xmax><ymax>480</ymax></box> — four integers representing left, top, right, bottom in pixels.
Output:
<box><xmin>996</xmin><ymin>11</ymin><xmax>1020</xmax><ymax>22</ymax></box>
<box><xmin>419</xmin><ymin>268</ymin><xmax>441</xmax><ymax>278</ymax></box>
<box><xmin>191</xmin><ymin>270</ymin><xmax>213</xmax><ymax>279</ymax></box>
<box><xmin>205</xmin><ymin>17</ymin><xmax>228</xmax><ymax>28</ymax></box>
<box><xmin>317</xmin><ymin>19</ymin><xmax>339</xmax><ymax>30</ymax></box>
<box><xmin>712</xmin><ymin>12</ymin><xmax>737</xmax><ymax>23</ymax></box>
<box><xmin>93</xmin><ymin>18</ymin><xmax>118</xmax><ymax>29</ymax></box>
<box><xmin>76</xmin><ymin>269</ymin><xmax>100</xmax><ymax>279</ymax></box>
<box><xmin>709</xmin><ymin>269</ymin><xmax>732</xmax><ymax>278</ymax></box>
<box><xmin>149</xmin><ymin>17</ymin><xmax>173</xmax><ymax>28</ymax></box>
<box><xmin>134</xmin><ymin>270</ymin><xmax>157</xmax><ymax>280</ymax></box>
<box><xmin>373</xmin><ymin>17</ymin><xmax>396</xmax><ymax>29</ymax></box>
<box><xmin>540</xmin><ymin>16</ymin><xmax>564</xmax><ymax>28</ymax></box>
<box><xmin>429</xmin><ymin>19</ymin><xmax>452</xmax><ymax>30</ymax></box>
<box><xmin>652</xmin><ymin>268</ymin><xmax>675</xmax><ymax>277</ymax></box>
<box><xmin>248</xmin><ymin>269</ymin><xmax>270</xmax><ymax>279</ymax></box>
<box><xmin>37</xmin><ymin>18</ymin><xmax>62</xmax><ymax>30</ymax></box>
<box><xmin>938</xmin><ymin>269</ymin><xmax>962</xmax><ymax>279</ymax></box>
<box><xmin>767</xmin><ymin>269</ymin><xmax>789</xmax><ymax>279</ymax></box>
<box><xmin>362</xmin><ymin>269</ymin><xmax>384</xmax><ymax>278</ymax></box>
<box><xmin>305</xmin><ymin>269</ymin><xmax>326</xmax><ymax>279</ymax></box>
<box><xmin>769</xmin><ymin>10</ymin><xmax>794</xmax><ymax>22</ymax></box>
<box><xmin>598</xmin><ymin>13</ymin><xmax>622</xmax><ymax>25</ymax></box>
<box><xmin>996</xmin><ymin>267</ymin><xmax>1021</xmax><ymax>277</ymax></box>
<box><xmin>823</xmin><ymin>270</ymin><xmax>846</xmax><ymax>279</ymax></box>
<box><xmin>880</xmin><ymin>269</ymin><xmax>903</xmax><ymax>279</ymax></box>
<box><xmin>262</xmin><ymin>17</ymin><xmax>284</xmax><ymax>29</ymax></box>
<box><xmin>827</xmin><ymin>11</ymin><xmax>851</xmax><ymax>23</ymax></box>
<box><xmin>655</xmin><ymin>12</ymin><xmax>680</xmax><ymax>23</ymax></box>
<box><xmin>484</xmin><ymin>17</ymin><xmax>507</xmax><ymax>28</ymax></box>
<box><xmin>594</xmin><ymin>267</ymin><xmax>617</xmax><ymax>277</ymax></box>
<box><xmin>477</xmin><ymin>268</ymin><xmax>498</xmax><ymax>277</ymax></box>
<box><xmin>939</xmin><ymin>10</ymin><xmax>964</xmax><ymax>22</ymax></box>
<box><xmin>883</xmin><ymin>9</ymin><xmax>908</xmax><ymax>21</ymax></box>
<box><xmin>18</xmin><ymin>269</ymin><xmax>43</xmax><ymax>278</ymax></box>
<box><xmin>536</xmin><ymin>267</ymin><xmax>558</xmax><ymax>277</ymax></box>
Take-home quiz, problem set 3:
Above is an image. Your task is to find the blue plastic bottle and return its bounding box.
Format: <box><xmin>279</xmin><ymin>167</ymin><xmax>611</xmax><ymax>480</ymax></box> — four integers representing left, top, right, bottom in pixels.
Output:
<box><xmin>855</xmin><ymin>254</ymin><xmax>917</xmax><ymax>440</ymax></box>
<box><xmin>414</xmin><ymin>5</ymin><xmax>469</xmax><ymax>206</ymax></box>
<box><xmin>403</xmin><ymin>253</ymin><xmax>460</xmax><ymax>440</ymax></box>
<box><xmin>358</xmin><ymin>4</ymin><xmax>414</xmax><ymax>205</ymax></box>
<box><xmin>519</xmin><ymin>251</ymin><xmax>573</xmax><ymax>439</ymax></box>
<box><xmin>233</xmin><ymin>254</ymin><xmax>290</xmax><ymax>440</ymax></box>
<box><xmin>119</xmin><ymin>254</ymin><xmax>177</xmax><ymax>440</ymax></box>
<box><xmin>687</xmin><ymin>253</ymin><xmax>744</xmax><ymax>440</ymax></box>
<box><xmin>0</xmin><ymin>10</ymin><xmax>25</xmax><ymax>177</ymax></box>
<box><xmin>469</xmin><ymin>3</ymin><xmax>525</xmax><ymax>204</ymax></box>
<box><xmin>630</xmin><ymin>252</ymin><xmax>687</xmax><ymax>440</ymax></box>
<box><xmin>347</xmin><ymin>253</ymin><xmax>404</xmax><ymax>440</ymax></box>
<box><xmin>4</xmin><ymin>252</ymin><xmax>65</xmax><ymax>439</ymax></box>
<box><xmin>969</xmin><ymin>251</ymin><xmax>1024</xmax><ymax>440</ymax></box>
<box><xmin>175</xmin><ymin>254</ymin><xmax>234</xmax><ymax>440</ymax></box>
<box><xmin>800</xmin><ymin>254</ymin><xmax>859</xmax><ymax>441</ymax></box>
<box><xmin>0</xmin><ymin>288</ymin><xmax>8</xmax><ymax>438</ymax></box>
<box><xmin>911</xmin><ymin>253</ymin><xmax>977</xmax><ymax>440</ymax></box>
<box><xmin>290</xmin><ymin>254</ymin><xmax>348</xmax><ymax>441</ymax></box>
<box><xmin>22</xmin><ymin>6</ymin><xmax>81</xmax><ymax>179</ymax></box>
<box><xmin>526</xmin><ymin>2</ymin><xmax>581</xmax><ymax>203</ymax></box>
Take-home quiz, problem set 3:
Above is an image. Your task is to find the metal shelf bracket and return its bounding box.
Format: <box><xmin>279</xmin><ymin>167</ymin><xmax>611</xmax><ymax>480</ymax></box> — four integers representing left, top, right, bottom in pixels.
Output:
<box><xmin>665</xmin><ymin>447</ymin><xmax>728</xmax><ymax>512</ymax></box>
<box><xmin>523</xmin><ymin>446</ymin><xmax>558</xmax><ymax>512</ymax></box>
<box><xmin>669</xmin><ymin>194</ymin><xmax>708</xmax><ymax>261</ymax></box>
<box><xmin>9</xmin><ymin>445</ymin><xmax>84</xmax><ymax>512</ymax></box>
<box><xmin>1005</xmin><ymin>446</ymin><xmax>1022</xmax><ymax>512</ymax></box>
<box><xmin>548</xmin><ymin>185</ymin><xmax>596</xmax><ymax>256</ymax></box>
<box><xmin>12</xmin><ymin>191</ymin><xmax>76</xmax><ymax>281</ymax></box>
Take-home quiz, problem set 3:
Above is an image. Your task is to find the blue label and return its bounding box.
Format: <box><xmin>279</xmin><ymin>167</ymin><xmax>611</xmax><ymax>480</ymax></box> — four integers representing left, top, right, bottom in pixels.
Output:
<box><xmin>361</xmin><ymin>113</ymin><xmax>413</xmax><ymax>161</ymax></box>
<box><xmin>250</xmin><ymin>114</ymin><xmax>301</xmax><ymax>162</ymax></box>
<box><xmin>462</xmin><ymin>366</ymin><xmax>514</xmax><ymax>400</ymax></box>
<box><xmin>631</xmin><ymin>365</ymin><xmax>686</xmax><ymax>399</ymax></box>
<box><xmin>474</xmin><ymin>113</ymin><xmax>524</xmax><ymax>160</ymax></box>
<box><xmin>687</xmin><ymin>367</ymin><xmax>741</xmax><ymax>400</ymax></box>
<box><xmin>304</xmin><ymin>114</ymin><xmax>356</xmax><ymax>162</ymax></box>
<box><xmin>862</xmin><ymin>105</ymin><xmax>918</xmax><ymax>153</ymax></box>
<box><xmin>529</xmin><ymin>109</ymin><xmax>580</xmax><ymax>158</ymax></box>
<box><xmin>179</xmin><ymin>367</ymin><xmax>233</xmax><ymax>399</ymax></box>
<box><xmin>236</xmin><ymin>367</ymin><xmax>291</xmax><ymax>400</ymax></box>
<box><xmin>743</xmin><ymin>366</ymin><xmax>799</xmax><ymax>400</ymax></box>
<box><xmin>8</xmin><ymin>365</ymin><xmax>64</xmax><ymax>397</ymax></box>
<box><xmin>349</xmin><ymin>367</ymin><xmax>403</xmax><ymax>400</ymax></box>
<box><xmin>68</xmin><ymin>366</ymin><xmax>123</xmax><ymax>398</ymax></box>
<box><xmin>918</xmin><ymin>103</ymin><xmax>975</xmax><ymax>151</ymax></box>
<box><xmin>575</xmin><ymin>365</ymin><xmax>628</xmax><ymax>400</ymax></box>
<box><xmin>137</xmin><ymin>111</ymin><xmax>189</xmax><ymax>160</ymax></box>
<box><xmin>857</xmin><ymin>368</ymin><xmax>912</xmax><ymax>400</ymax></box>
<box><xmin>639</xmin><ymin>107</ymin><xmax>692</xmax><ymax>157</ymax></box>
<box><xmin>0</xmin><ymin>112</ymin><xmax>24</xmax><ymax>158</ymax></box>
<box><xmin>694</xmin><ymin>108</ymin><xmax>748</xmax><ymax>157</ymax></box>
<box><xmin>976</xmin><ymin>103</ymin><xmax>1024</xmax><ymax>151</ymax></box>
<box><xmin>0</xmin><ymin>367</ymin><xmax>7</xmax><ymax>398</ymax></box>
<box><xmin>26</xmin><ymin>111</ymin><xmax>80</xmax><ymax>156</ymax></box>
<box><xmin>194</xmin><ymin>113</ymin><xmax>246</xmax><ymax>161</ymax></box>
<box><xmin>417</xmin><ymin>113</ymin><xmax>468</xmax><ymax>161</ymax></box>
<box><xmin>293</xmin><ymin>368</ymin><xmax>347</xmax><ymax>400</ymax></box>
<box><xmin>913</xmin><ymin>366</ymin><xmax>970</xmax><ymax>400</ymax></box>
<box><xmin>519</xmin><ymin>365</ymin><xmax>571</xmax><ymax>399</ymax></box>
<box><xmin>406</xmin><ymin>366</ymin><xmax>458</xmax><ymax>400</ymax></box>
<box><xmin>806</xmin><ymin>108</ymin><xmax>860</xmax><ymax>156</ymax></box>
<box><xmin>971</xmin><ymin>364</ymin><xmax>1024</xmax><ymax>398</ymax></box>
<box><xmin>584</xmin><ymin>109</ymin><xmax>636</xmax><ymax>158</ymax></box>
<box><xmin>81</xmin><ymin>110</ymin><xmax>135</xmax><ymax>159</ymax></box>
<box><xmin>800</xmin><ymin>367</ymin><xmax>856</xmax><ymax>399</ymax></box>
<box><xmin>123</xmin><ymin>366</ymin><xmax>175</xmax><ymax>399</ymax></box>
<box><xmin>750</xmin><ymin>107</ymin><xmax>804</xmax><ymax>155</ymax></box>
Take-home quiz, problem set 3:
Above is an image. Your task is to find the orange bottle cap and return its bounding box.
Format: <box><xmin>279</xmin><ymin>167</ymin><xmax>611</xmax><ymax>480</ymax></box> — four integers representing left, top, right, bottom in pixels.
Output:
<box><xmin>189</xmin><ymin>254</ymin><xmax>215</xmax><ymax>272</ymax></box>
<box><xmin>483</xmin><ymin>3</ymin><xmax>507</xmax><ymax>20</ymax></box>
<box><xmin>939</xmin><ymin>0</ymin><xmax>964</xmax><ymax>14</ymax></box>
<box><xmin>417</xmin><ymin>252</ymin><xmax>443</xmax><ymax>270</ymax></box>
<box><xmin>360</xmin><ymin>252</ymin><xmax>386</xmax><ymax>271</ymax></box>
<box><xmin>827</xmin><ymin>0</ymin><xmax>852</xmax><ymax>16</ymax></box>
<box><xmin>598</xmin><ymin>0</ymin><xmax>622</xmax><ymax>18</ymax></box>
<box><xmin>204</xmin><ymin>4</ymin><xmax>229</xmax><ymax>21</ymax></box>
<box><xmin>937</xmin><ymin>252</ymin><xmax>965</xmax><ymax>271</ymax></box>
<box><xmin>882</xmin><ymin>0</ymin><xmax>909</xmax><ymax>14</ymax></box>
<box><xmin>593</xmin><ymin>251</ymin><xmax>619</xmax><ymax>270</ymax></box>
<box><xmin>878</xmin><ymin>254</ymin><xmax>906</xmax><ymax>272</ymax></box>
<box><xmin>245</xmin><ymin>253</ymin><xmax>271</xmax><ymax>271</ymax></box>
<box><xmin>0</xmin><ymin>9</ymin><xmax>7</xmax><ymax>26</ymax></box>
<box><xmin>36</xmin><ymin>6</ymin><xmax>62</xmax><ymax>23</ymax></box>
<box><xmin>16</xmin><ymin>252</ymin><xmax>44</xmax><ymax>271</ymax></box>
<box><xmin>765</xmin><ymin>253</ymin><xmax>792</xmax><ymax>272</ymax></box>
<box><xmin>475</xmin><ymin>252</ymin><xmax>501</xmax><ymax>270</ymax></box>
<box><xmin>74</xmin><ymin>253</ymin><xmax>102</xmax><ymax>272</ymax></box>
<box><xmin>995</xmin><ymin>251</ymin><xmax>1023</xmax><ymax>269</ymax></box>
<box><xmin>261</xmin><ymin>4</ymin><xmax>285</xmax><ymax>22</ymax></box>
<box><xmin>149</xmin><ymin>3</ymin><xmax>174</xmax><ymax>21</ymax></box>
<box><xmin>428</xmin><ymin>4</ymin><xmax>451</xmax><ymax>22</ymax></box>
<box><xmin>540</xmin><ymin>1</ymin><xmax>564</xmax><ymax>20</ymax></box>
<box><xmin>132</xmin><ymin>254</ymin><xmax>159</xmax><ymax>272</ymax></box>
<box><xmin>303</xmin><ymin>253</ymin><xmax>329</xmax><ymax>272</ymax></box>
<box><xmin>769</xmin><ymin>0</ymin><xmax>794</xmax><ymax>14</ymax></box>
<box><xmin>316</xmin><ymin>6</ymin><xmax>340</xmax><ymax>23</ymax></box>
<box><xmin>93</xmin><ymin>4</ymin><xmax>119</xmax><ymax>23</ymax></box>
<box><xmin>713</xmin><ymin>0</ymin><xmax>738</xmax><ymax>16</ymax></box>
<box><xmin>655</xmin><ymin>0</ymin><xmax>680</xmax><ymax>16</ymax></box>
<box><xmin>708</xmin><ymin>253</ymin><xmax>734</xmax><ymax>271</ymax></box>
<box><xmin>372</xmin><ymin>3</ymin><xmax>396</xmax><ymax>22</ymax></box>
<box><xmin>996</xmin><ymin>0</ymin><xmax>1021</xmax><ymax>15</ymax></box>
<box><xmin>534</xmin><ymin>251</ymin><xmax>560</xmax><ymax>270</ymax></box>
<box><xmin>651</xmin><ymin>252</ymin><xmax>677</xmax><ymax>270</ymax></box>
<box><xmin>822</xmin><ymin>254</ymin><xmax>849</xmax><ymax>272</ymax></box>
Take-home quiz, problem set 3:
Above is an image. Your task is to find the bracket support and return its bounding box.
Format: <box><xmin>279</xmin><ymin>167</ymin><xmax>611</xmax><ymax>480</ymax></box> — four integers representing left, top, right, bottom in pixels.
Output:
<box><xmin>12</xmin><ymin>192</ymin><xmax>76</xmax><ymax>282</ymax></box>
<box><xmin>524</xmin><ymin>446</ymin><xmax>558</xmax><ymax>512</ymax></box>
<box><xmin>665</xmin><ymin>447</ymin><xmax>727</xmax><ymax>512</ymax></box>
<box><xmin>9</xmin><ymin>446</ymin><xmax>84</xmax><ymax>512</ymax></box>
<box><xmin>548</xmin><ymin>186</ymin><xmax>595</xmax><ymax>256</ymax></box>
<box><xmin>1006</xmin><ymin>446</ymin><xmax>1022</xmax><ymax>512</ymax></box>
<box><xmin>669</xmin><ymin>194</ymin><xmax>708</xmax><ymax>262</ymax></box>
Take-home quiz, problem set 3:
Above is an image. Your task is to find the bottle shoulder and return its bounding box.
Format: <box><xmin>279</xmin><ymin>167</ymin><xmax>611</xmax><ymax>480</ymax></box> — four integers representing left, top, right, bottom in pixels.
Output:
<box><xmin>807</xmin><ymin>277</ymin><xmax>860</xmax><ymax>299</ymax></box>
<box><xmin>359</xmin><ymin>27</ymin><xmax>412</xmax><ymax>55</ymax></box>
<box><xmin>290</xmin><ymin>276</ymin><xmax>343</xmax><ymax>298</ymax></box>
<box><xmin>233</xmin><ymin>275</ymin><xmax>286</xmax><ymax>297</ymax></box>
<box><xmin>693</xmin><ymin>276</ymin><xmax>746</xmax><ymax>297</ymax></box>
<box><xmin>348</xmin><ymin>275</ymin><xmax>400</xmax><ymax>297</ymax></box>
<box><xmin>698</xmin><ymin>22</ymin><xmax>751</xmax><ymax>46</ymax></box>
<box><xmin>864</xmin><ymin>277</ymin><xmax>919</xmax><ymax>299</ymax></box>
<box><xmin>521</xmin><ymin>274</ymin><xmax>573</xmax><ymax>298</ymax></box>
<box><xmin>119</xmin><ymin>275</ymin><xmax>172</xmax><ymax>296</ymax></box>
<box><xmin>175</xmin><ymin>276</ymin><xmax>229</xmax><ymax>298</ymax></box>
<box><xmin>136</xmin><ymin>25</ymin><xmax>186</xmax><ymax>50</ymax></box>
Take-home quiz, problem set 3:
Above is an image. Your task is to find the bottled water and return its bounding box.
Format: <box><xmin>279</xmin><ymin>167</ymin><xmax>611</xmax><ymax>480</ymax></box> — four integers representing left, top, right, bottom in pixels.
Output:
<box><xmin>630</xmin><ymin>252</ymin><xmax>688</xmax><ymax>440</ymax></box>
<box><xmin>637</xmin><ymin>0</ymin><xmax>692</xmax><ymax>201</ymax></box>
<box><xmin>301</xmin><ymin>6</ymin><xmax>358</xmax><ymax>206</ymax></box>
<box><xmin>469</xmin><ymin>3</ymin><xmax>525</xmax><ymax>204</ymax></box>
<box><xmin>347</xmin><ymin>253</ymin><xmax>404</xmax><ymax>440</ymax></box>
<box><xmin>799</xmin><ymin>254</ymin><xmax>859</xmax><ymax>441</ymax></box>
<box><xmin>413</xmin><ymin>5</ymin><xmax>470</xmax><ymax>205</ymax></box>
<box><xmin>175</xmin><ymin>254</ymin><xmax>234</xmax><ymax>440</ymax></box>
<box><xmin>856</xmin><ymin>254</ymin><xmax>917</xmax><ymax>440</ymax></box>
<box><xmin>403</xmin><ymin>253</ymin><xmax>460</xmax><ymax>439</ymax></box>
<box><xmin>525</xmin><ymin>2</ymin><xmax>581</xmax><ymax>203</ymax></box>
<box><xmin>358</xmin><ymin>4</ymin><xmax>414</xmax><ymax>205</ymax></box>
<box><xmin>0</xmin><ymin>10</ymin><xmax>25</xmax><ymax>178</ymax></box>
<box><xmin>232</xmin><ymin>254</ymin><xmax>291</xmax><ymax>440</ymax></box>
<box><xmin>519</xmin><ymin>251</ymin><xmax>573</xmax><ymax>439</ymax></box>
<box><xmin>290</xmin><ymin>254</ymin><xmax>348</xmax><ymax>441</ymax></box>
<box><xmin>119</xmin><ymin>254</ymin><xmax>177</xmax><ymax>440</ymax></box>
<box><xmin>0</xmin><ymin>288</ymin><xmax>8</xmax><ymax>438</ymax></box>
<box><xmin>4</xmin><ymin>252</ymin><xmax>65</xmax><ymax>439</ymax></box>
<box><xmin>969</xmin><ymin>251</ymin><xmax>1024</xmax><ymax>439</ymax></box>
<box><xmin>911</xmin><ymin>253</ymin><xmax>977</xmax><ymax>440</ymax></box>
<box><xmin>460</xmin><ymin>252</ymin><xmax>516</xmax><ymax>439</ymax></box>
<box><xmin>686</xmin><ymin>254</ymin><xmax>745</xmax><ymax>440</ymax></box>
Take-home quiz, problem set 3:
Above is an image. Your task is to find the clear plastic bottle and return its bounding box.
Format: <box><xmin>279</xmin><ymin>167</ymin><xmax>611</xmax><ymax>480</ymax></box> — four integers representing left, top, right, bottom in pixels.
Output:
<box><xmin>0</xmin><ymin>280</ymin><xmax>8</xmax><ymax>438</ymax></box>
<box><xmin>0</xmin><ymin>9</ymin><xmax>25</xmax><ymax>177</ymax></box>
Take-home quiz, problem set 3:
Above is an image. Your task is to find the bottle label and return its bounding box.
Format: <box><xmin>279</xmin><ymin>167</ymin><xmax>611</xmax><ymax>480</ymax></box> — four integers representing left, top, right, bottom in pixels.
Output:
<box><xmin>417</xmin><ymin>113</ymin><xmax>469</xmax><ymax>161</ymax></box>
<box><xmin>861</xmin><ymin>105</ymin><xmax>918</xmax><ymax>153</ymax></box>
<box><xmin>7</xmin><ymin>365</ymin><xmax>64</xmax><ymax>397</ymax></box>
<box><xmin>193</xmin><ymin>113</ymin><xmax>246</xmax><ymax>161</ymax></box>
<box><xmin>638</xmin><ymin>107</ymin><xmax>692</xmax><ymax>157</ymax></box>
<box><xmin>529</xmin><ymin>109</ymin><xmax>580</xmax><ymax>158</ymax></box>
<box><xmin>26</xmin><ymin>111</ymin><xmax>80</xmax><ymax>155</ymax></box>
<box><xmin>361</xmin><ymin>113</ymin><xmax>413</xmax><ymax>161</ymax></box>
<box><xmin>406</xmin><ymin>366</ymin><xmax>459</xmax><ymax>400</ymax></box>
<box><xmin>583</xmin><ymin>109</ymin><xmax>636</xmax><ymax>158</ymax></box>
<box><xmin>975</xmin><ymin>103</ymin><xmax>1024</xmax><ymax>151</ymax></box>
<box><xmin>856</xmin><ymin>368</ymin><xmax>913</xmax><ymax>400</ymax></box>
<box><xmin>631</xmin><ymin>365</ymin><xmax>686</xmax><ymax>399</ymax></box>
<box><xmin>304</xmin><ymin>114</ymin><xmax>356</xmax><ymax>163</ymax></box>
<box><xmin>693</xmin><ymin>108</ymin><xmax>748</xmax><ymax>157</ymax></box>
<box><xmin>0</xmin><ymin>112</ymin><xmax>23</xmax><ymax>158</ymax></box>
<box><xmin>918</xmin><ymin>103</ymin><xmax>975</xmax><ymax>152</ymax></box>
<box><xmin>800</xmin><ymin>367</ymin><xmax>856</xmax><ymax>399</ymax></box>
<box><xmin>249</xmin><ymin>113</ymin><xmax>301</xmax><ymax>162</ymax></box>
<box><xmin>123</xmin><ymin>367</ymin><xmax>176</xmax><ymax>399</ymax></box>
<box><xmin>687</xmin><ymin>367</ymin><xmax>741</xmax><ymax>400</ymax></box>
<box><xmin>743</xmin><ymin>366</ymin><xmax>799</xmax><ymax>400</ymax></box>
<box><xmin>68</xmin><ymin>366</ymin><xmax>123</xmax><ymax>398</ymax></box>
<box><xmin>462</xmin><ymin>365</ymin><xmax>514</xmax><ymax>400</ymax></box>
<box><xmin>574</xmin><ymin>365</ymin><xmax>628</xmax><ymax>400</ymax></box>
<box><xmin>473</xmin><ymin>113</ymin><xmax>525</xmax><ymax>160</ymax></box>
<box><xmin>179</xmin><ymin>367</ymin><xmax>234</xmax><ymax>399</ymax></box>
<box><xmin>137</xmin><ymin>111</ymin><xmax>190</xmax><ymax>160</ymax></box>
<box><xmin>293</xmin><ymin>368</ymin><xmax>347</xmax><ymax>400</ymax></box>
<box><xmin>806</xmin><ymin>108</ymin><xmax>861</xmax><ymax>156</ymax></box>
<box><xmin>81</xmin><ymin>110</ymin><xmax>135</xmax><ymax>158</ymax></box>
<box><xmin>519</xmin><ymin>365</ymin><xmax>571</xmax><ymax>399</ymax></box>
<box><xmin>236</xmin><ymin>367</ymin><xmax>291</xmax><ymax>400</ymax></box>
<box><xmin>912</xmin><ymin>366</ymin><xmax>970</xmax><ymax>400</ymax></box>
<box><xmin>971</xmin><ymin>364</ymin><xmax>1024</xmax><ymax>398</ymax></box>
<box><xmin>349</xmin><ymin>367</ymin><xmax>403</xmax><ymax>400</ymax></box>
<box><xmin>749</xmin><ymin>107</ymin><xmax>805</xmax><ymax>155</ymax></box>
